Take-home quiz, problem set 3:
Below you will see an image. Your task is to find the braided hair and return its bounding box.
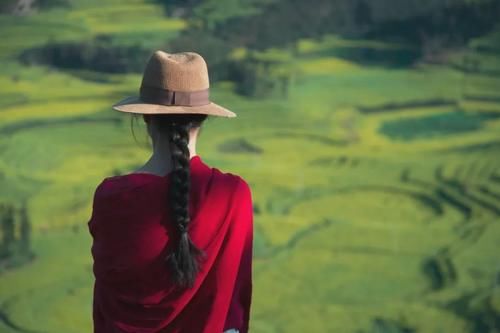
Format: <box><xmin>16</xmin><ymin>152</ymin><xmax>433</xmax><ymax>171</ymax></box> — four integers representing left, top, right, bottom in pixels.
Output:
<box><xmin>132</xmin><ymin>113</ymin><xmax>208</xmax><ymax>288</ymax></box>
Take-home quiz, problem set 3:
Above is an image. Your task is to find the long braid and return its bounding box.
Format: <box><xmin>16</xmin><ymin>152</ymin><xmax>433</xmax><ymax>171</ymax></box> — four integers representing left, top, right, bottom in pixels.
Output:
<box><xmin>164</xmin><ymin>119</ymin><xmax>206</xmax><ymax>288</ymax></box>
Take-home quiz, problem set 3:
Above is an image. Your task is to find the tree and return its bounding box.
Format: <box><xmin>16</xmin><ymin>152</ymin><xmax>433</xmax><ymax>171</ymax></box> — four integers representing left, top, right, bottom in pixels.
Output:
<box><xmin>0</xmin><ymin>203</ymin><xmax>16</xmax><ymax>259</ymax></box>
<box><xmin>354</xmin><ymin>0</ymin><xmax>372</xmax><ymax>27</ymax></box>
<box><xmin>19</xmin><ymin>201</ymin><xmax>32</xmax><ymax>256</ymax></box>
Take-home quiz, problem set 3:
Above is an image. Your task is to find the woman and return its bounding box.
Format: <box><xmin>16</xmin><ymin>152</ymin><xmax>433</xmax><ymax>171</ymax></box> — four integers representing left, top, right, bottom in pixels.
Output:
<box><xmin>87</xmin><ymin>51</ymin><xmax>253</xmax><ymax>333</ymax></box>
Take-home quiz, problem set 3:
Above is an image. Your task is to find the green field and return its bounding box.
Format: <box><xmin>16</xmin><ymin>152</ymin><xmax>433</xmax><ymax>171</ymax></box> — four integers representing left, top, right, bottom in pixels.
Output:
<box><xmin>0</xmin><ymin>1</ymin><xmax>499</xmax><ymax>332</ymax></box>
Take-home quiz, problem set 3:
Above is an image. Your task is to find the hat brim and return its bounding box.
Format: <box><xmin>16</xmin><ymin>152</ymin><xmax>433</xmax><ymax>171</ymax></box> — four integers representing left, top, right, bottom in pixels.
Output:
<box><xmin>112</xmin><ymin>96</ymin><xmax>237</xmax><ymax>118</ymax></box>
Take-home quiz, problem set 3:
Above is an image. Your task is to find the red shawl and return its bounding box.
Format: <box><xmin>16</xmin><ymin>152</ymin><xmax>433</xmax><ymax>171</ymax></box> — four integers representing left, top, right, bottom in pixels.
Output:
<box><xmin>87</xmin><ymin>155</ymin><xmax>253</xmax><ymax>333</ymax></box>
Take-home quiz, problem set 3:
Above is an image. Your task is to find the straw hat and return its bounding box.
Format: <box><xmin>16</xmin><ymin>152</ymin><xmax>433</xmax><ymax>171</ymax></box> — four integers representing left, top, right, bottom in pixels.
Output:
<box><xmin>112</xmin><ymin>51</ymin><xmax>236</xmax><ymax>117</ymax></box>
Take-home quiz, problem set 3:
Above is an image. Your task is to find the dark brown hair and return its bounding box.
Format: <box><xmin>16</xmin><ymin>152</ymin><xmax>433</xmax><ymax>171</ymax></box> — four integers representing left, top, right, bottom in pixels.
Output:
<box><xmin>131</xmin><ymin>113</ymin><xmax>208</xmax><ymax>288</ymax></box>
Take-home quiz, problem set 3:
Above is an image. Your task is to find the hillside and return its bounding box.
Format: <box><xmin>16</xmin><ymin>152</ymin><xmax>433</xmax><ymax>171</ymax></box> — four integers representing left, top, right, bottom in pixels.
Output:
<box><xmin>0</xmin><ymin>0</ymin><xmax>499</xmax><ymax>332</ymax></box>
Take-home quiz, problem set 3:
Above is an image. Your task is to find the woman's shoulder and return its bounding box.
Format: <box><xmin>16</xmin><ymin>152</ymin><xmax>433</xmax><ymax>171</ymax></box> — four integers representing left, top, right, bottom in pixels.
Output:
<box><xmin>217</xmin><ymin>174</ymin><xmax>252</xmax><ymax>210</ymax></box>
<box><xmin>91</xmin><ymin>161</ymin><xmax>252</xmax><ymax>202</ymax></box>
<box><xmin>233</xmin><ymin>175</ymin><xmax>252</xmax><ymax>199</ymax></box>
<box><xmin>210</xmin><ymin>167</ymin><xmax>252</xmax><ymax>197</ymax></box>
<box><xmin>92</xmin><ymin>174</ymin><xmax>153</xmax><ymax>201</ymax></box>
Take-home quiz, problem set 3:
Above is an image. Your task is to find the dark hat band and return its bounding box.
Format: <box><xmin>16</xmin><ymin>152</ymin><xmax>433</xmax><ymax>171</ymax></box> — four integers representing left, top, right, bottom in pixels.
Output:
<box><xmin>140</xmin><ymin>85</ymin><xmax>210</xmax><ymax>107</ymax></box>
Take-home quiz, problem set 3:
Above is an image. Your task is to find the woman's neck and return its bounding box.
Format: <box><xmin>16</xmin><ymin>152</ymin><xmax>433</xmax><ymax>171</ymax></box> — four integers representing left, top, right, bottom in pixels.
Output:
<box><xmin>134</xmin><ymin>138</ymin><xmax>197</xmax><ymax>175</ymax></box>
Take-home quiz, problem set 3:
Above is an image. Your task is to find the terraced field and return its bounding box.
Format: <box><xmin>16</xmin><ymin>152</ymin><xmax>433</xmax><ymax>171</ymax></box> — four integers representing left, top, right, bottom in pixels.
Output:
<box><xmin>0</xmin><ymin>1</ymin><xmax>499</xmax><ymax>332</ymax></box>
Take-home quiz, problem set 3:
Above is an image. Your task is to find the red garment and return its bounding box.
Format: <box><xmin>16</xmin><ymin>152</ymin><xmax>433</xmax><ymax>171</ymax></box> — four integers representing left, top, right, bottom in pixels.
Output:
<box><xmin>87</xmin><ymin>155</ymin><xmax>253</xmax><ymax>333</ymax></box>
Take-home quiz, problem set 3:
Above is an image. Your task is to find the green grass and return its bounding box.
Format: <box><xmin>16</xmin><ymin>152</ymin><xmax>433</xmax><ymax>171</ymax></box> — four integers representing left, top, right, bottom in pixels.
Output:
<box><xmin>0</xmin><ymin>2</ymin><xmax>499</xmax><ymax>333</ymax></box>
<box><xmin>379</xmin><ymin>109</ymin><xmax>500</xmax><ymax>140</ymax></box>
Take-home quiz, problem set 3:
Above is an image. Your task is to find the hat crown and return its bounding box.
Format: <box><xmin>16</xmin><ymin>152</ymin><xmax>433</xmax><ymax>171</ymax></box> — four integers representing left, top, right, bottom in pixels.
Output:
<box><xmin>141</xmin><ymin>51</ymin><xmax>210</xmax><ymax>92</ymax></box>
<box><xmin>112</xmin><ymin>50</ymin><xmax>237</xmax><ymax>117</ymax></box>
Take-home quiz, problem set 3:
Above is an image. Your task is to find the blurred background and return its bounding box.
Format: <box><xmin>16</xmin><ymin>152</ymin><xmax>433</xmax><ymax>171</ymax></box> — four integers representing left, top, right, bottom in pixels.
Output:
<box><xmin>0</xmin><ymin>0</ymin><xmax>499</xmax><ymax>332</ymax></box>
